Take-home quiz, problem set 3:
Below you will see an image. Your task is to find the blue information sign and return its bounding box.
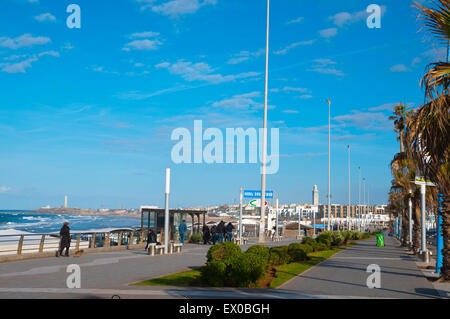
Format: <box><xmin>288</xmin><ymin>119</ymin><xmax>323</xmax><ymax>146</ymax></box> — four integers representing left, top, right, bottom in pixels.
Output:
<box><xmin>243</xmin><ymin>190</ymin><xmax>274</xmax><ymax>199</ymax></box>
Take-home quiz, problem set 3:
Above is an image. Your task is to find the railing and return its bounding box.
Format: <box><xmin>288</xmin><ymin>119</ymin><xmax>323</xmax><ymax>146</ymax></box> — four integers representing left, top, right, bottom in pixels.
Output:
<box><xmin>0</xmin><ymin>229</ymin><xmax>151</xmax><ymax>257</ymax></box>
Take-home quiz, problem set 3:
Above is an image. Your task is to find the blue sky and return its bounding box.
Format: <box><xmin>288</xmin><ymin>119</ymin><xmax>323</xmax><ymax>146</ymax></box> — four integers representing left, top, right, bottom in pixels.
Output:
<box><xmin>0</xmin><ymin>0</ymin><xmax>445</xmax><ymax>210</ymax></box>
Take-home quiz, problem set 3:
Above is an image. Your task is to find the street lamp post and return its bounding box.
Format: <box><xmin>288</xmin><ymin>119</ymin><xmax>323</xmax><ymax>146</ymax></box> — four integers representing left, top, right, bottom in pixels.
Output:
<box><xmin>358</xmin><ymin>166</ymin><xmax>361</xmax><ymax>231</ymax></box>
<box><xmin>363</xmin><ymin>177</ymin><xmax>366</xmax><ymax>232</ymax></box>
<box><xmin>347</xmin><ymin>145</ymin><xmax>351</xmax><ymax>230</ymax></box>
<box><xmin>164</xmin><ymin>168</ymin><xmax>170</xmax><ymax>254</ymax></box>
<box><xmin>327</xmin><ymin>99</ymin><xmax>331</xmax><ymax>231</ymax></box>
<box><xmin>259</xmin><ymin>0</ymin><xmax>270</xmax><ymax>243</ymax></box>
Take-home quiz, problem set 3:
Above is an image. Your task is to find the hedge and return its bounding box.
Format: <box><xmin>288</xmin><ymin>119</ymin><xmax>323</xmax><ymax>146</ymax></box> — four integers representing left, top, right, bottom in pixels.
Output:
<box><xmin>269</xmin><ymin>246</ymin><xmax>291</xmax><ymax>265</ymax></box>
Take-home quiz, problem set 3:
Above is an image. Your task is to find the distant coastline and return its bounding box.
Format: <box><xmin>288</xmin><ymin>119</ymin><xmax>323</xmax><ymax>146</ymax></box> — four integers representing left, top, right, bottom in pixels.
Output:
<box><xmin>2</xmin><ymin>208</ymin><xmax>141</xmax><ymax>219</ymax></box>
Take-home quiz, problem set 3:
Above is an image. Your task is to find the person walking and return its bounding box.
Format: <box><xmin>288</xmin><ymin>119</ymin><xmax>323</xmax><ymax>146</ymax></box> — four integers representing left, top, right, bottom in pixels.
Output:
<box><xmin>58</xmin><ymin>222</ymin><xmax>71</xmax><ymax>257</ymax></box>
<box><xmin>202</xmin><ymin>224</ymin><xmax>211</xmax><ymax>245</ymax></box>
<box><xmin>225</xmin><ymin>222</ymin><xmax>234</xmax><ymax>242</ymax></box>
<box><xmin>217</xmin><ymin>221</ymin><xmax>225</xmax><ymax>243</ymax></box>
<box><xmin>179</xmin><ymin>220</ymin><xmax>187</xmax><ymax>244</ymax></box>
<box><xmin>145</xmin><ymin>229</ymin><xmax>157</xmax><ymax>250</ymax></box>
<box><xmin>211</xmin><ymin>224</ymin><xmax>218</xmax><ymax>245</ymax></box>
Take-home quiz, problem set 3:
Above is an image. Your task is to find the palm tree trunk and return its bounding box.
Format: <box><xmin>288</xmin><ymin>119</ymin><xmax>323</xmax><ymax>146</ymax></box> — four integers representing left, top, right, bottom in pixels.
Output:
<box><xmin>401</xmin><ymin>212</ymin><xmax>409</xmax><ymax>247</ymax></box>
<box><xmin>441</xmin><ymin>194</ymin><xmax>450</xmax><ymax>281</ymax></box>
<box><xmin>412</xmin><ymin>195</ymin><xmax>421</xmax><ymax>254</ymax></box>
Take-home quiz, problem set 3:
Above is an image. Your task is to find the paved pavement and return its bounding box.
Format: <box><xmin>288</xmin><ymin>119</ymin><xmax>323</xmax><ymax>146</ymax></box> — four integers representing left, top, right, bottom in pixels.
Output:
<box><xmin>0</xmin><ymin>236</ymin><xmax>446</xmax><ymax>299</ymax></box>
<box><xmin>281</xmin><ymin>234</ymin><xmax>444</xmax><ymax>299</ymax></box>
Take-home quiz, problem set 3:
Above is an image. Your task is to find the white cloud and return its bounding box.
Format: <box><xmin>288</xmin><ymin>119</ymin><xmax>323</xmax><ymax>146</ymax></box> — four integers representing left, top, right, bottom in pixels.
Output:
<box><xmin>274</xmin><ymin>40</ymin><xmax>315</xmax><ymax>55</ymax></box>
<box><xmin>0</xmin><ymin>50</ymin><xmax>59</xmax><ymax>74</ymax></box>
<box><xmin>286</xmin><ymin>17</ymin><xmax>304</xmax><ymax>25</ymax></box>
<box><xmin>34</xmin><ymin>13</ymin><xmax>56</xmax><ymax>23</ymax></box>
<box><xmin>123</xmin><ymin>39</ymin><xmax>162</xmax><ymax>51</ymax></box>
<box><xmin>319</xmin><ymin>28</ymin><xmax>338</xmax><ymax>38</ymax></box>
<box><xmin>271</xmin><ymin>86</ymin><xmax>309</xmax><ymax>94</ymax></box>
<box><xmin>129</xmin><ymin>31</ymin><xmax>160</xmax><ymax>38</ymax></box>
<box><xmin>212</xmin><ymin>92</ymin><xmax>262</xmax><ymax>110</ymax></box>
<box><xmin>227</xmin><ymin>48</ymin><xmax>265</xmax><ymax>64</ymax></box>
<box><xmin>0</xmin><ymin>34</ymin><xmax>51</xmax><ymax>49</ymax></box>
<box><xmin>0</xmin><ymin>186</ymin><xmax>11</xmax><ymax>194</ymax></box>
<box><xmin>161</xmin><ymin>60</ymin><xmax>260</xmax><ymax>83</ymax></box>
<box><xmin>143</xmin><ymin>0</ymin><xmax>217</xmax><ymax>18</ymax></box>
<box><xmin>333</xmin><ymin>111</ymin><xmax>391</xmax><ymax>130</ymax></box>
<box><xmin>330</xmin><ymin>6</ymin><xmax>387</xmax><ymax>27</ymax></box>
<box><xmin>282</xmin><ymin>110</ymin><xmax>299</xmax><ymax>114</ymax></box>
<box><xmin>369</xmin><ymin>102</ymin><xmax>414</xmax><ymax>112</ymax></box>
<box><xmin>390</xmin><ymin>64</ymin><xmax>410</xmax><ymax>73</ymax></box>
<box><xmin>308</xmin><ymin>59</ymin><xmax>344</xmax><ymax>77</ymax></box>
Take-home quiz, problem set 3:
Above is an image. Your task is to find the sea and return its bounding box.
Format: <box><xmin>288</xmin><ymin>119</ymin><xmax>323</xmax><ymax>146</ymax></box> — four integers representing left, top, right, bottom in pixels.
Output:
<box><xmin>0</xmin><ymin>210</ymin><xmax>141</xmax><ymax>235</ymax></box>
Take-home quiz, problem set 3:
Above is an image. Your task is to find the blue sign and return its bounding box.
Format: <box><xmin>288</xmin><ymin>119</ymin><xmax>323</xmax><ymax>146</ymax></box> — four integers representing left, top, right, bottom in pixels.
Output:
<box><xmin>243</xmin><ymin>190</ymin><xmax>274</xmax><ymax>199</ymax></box>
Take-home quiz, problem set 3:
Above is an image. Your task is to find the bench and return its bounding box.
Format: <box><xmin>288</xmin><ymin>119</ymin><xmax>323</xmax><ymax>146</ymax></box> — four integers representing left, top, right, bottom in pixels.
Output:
<box><xmin>148</xmin><ymin>244</ymin><xmax>165</xmax><ymax>256</ymax></box>
<box><xmin>272</xmin><ymin>236</ymin><xmax>283</xmax><ymax>242</ymax></box>
<box><xmin>233</xmin><ymin>237</ymin><xmax>248</xmax><ymax>245</ymax></box>
<box><xmin>173</xmin><ymin>243</ymin><xmax>183</xmax><ymax>253</ymax></box>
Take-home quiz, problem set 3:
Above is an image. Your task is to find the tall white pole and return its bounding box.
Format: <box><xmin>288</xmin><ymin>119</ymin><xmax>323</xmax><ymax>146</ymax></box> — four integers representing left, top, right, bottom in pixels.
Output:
<box><xmin>327</xmin><ymin>99</ymin><xmax>331</xmax><ymax>231</ymax></box>
<box><xmin>259</xmin><ymin>0</ymin><xmax>270</xmax><ymax>243</ymax></box>
<box><xmin>408</xmin><ymin>189</ymin><xmax>413</xmax><ymax>246</ymax></box>
<box><xmin>276</xmin><ymin>196</ymin><xmax>279</xmax><ymax>238</ymax></box>
<box><xmin>363</xmin><ymin>177</ymin><xmax>366</xmax><ymax>231</ymax></box>
<box><xmin>358</xmin><ymin>166</ymin><xmax>361</xmax><ymax>231</ymax></box>
<box><xmin>164</xmin><ymin>168</ymin><xmax>170</xmax><ymax>254</ymax></box>
<box><xmin>421</xmin><ymin>184</ymin><xmax>427</xmax><ymax>254</ymax></box>
<box><xmin>347</xmin><ymin>145</ymin><xmax>351</xmax><ymax>230</ymax></box>
<box><xmin>239</xmin><ymin>187</ymin><xmax>243</xmax><ymax>243</ymax></box>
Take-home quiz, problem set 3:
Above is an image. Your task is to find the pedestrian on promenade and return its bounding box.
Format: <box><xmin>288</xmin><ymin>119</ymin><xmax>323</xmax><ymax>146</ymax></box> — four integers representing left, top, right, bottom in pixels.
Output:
<box><xmin>202</xmin><ymin>224</ymin><xmax>211</xmax><ymax>245</ymax></box>
<box><xmin>145</xmin><ymin>229</ymin><xmax>157</xmax><ymax>250</ymax></box>
<box><xmin>179</xmin><ymin>220</ymin><xmax>187</xmax><ymax>244</ymax></box>
<box><xmin>217</xmin><ymin>221</ymin><xmax>225</xmax><ymax>243</ymax></box>
<box><xmin>225</xmin><ymin>222</ymin><xmax>234</xmax><ymax>242</ymax></box>
<box><xmin>58</xmin><ymin>222</ymin><xmax>71</xmax><ymax>257</ymax></box>
<box><xmin>211</xmin><ymin>224</ymin><xmax>218</xmax><ymax>244</ymax></box>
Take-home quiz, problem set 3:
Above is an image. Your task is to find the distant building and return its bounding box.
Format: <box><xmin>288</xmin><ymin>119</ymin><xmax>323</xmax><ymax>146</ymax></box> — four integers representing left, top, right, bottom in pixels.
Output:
<box><xmin>312</xmin><ymin>185</ymin><xmax>319</xmax><ymax>206</ymax></box>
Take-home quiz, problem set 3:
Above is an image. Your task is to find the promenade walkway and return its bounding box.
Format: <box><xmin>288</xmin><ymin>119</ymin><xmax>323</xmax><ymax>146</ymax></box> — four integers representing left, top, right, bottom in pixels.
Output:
<box><xmin>0</xmin><ymin>235</ymin><xmax>446</xmax><ymax>299</ymax></box>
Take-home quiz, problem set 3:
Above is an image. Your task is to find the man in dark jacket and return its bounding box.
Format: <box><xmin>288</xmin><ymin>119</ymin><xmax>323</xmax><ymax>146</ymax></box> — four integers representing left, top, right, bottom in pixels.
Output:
<box><xmin>202</xmin><ymin>224</ymin><xmax>211</xmax><ymax>245</ymax></box>
<box><xmin>145</xmin><ymin>229</ymin><xmax>157</xmax><ymax>250</ymax></box>
<box><xmin>225</xmin><ymin>222</ymin><xmax>234</xmax><ymax>242</ymax></box>
<box><xmin>217</xmin><ymin>221</ymin><xmax>225</xmax><ymax>243</ymax></box>
<box><xmin>58</xmin><ymin>222</ymin><xmax>71</xmax><ymax>257</ymax></box>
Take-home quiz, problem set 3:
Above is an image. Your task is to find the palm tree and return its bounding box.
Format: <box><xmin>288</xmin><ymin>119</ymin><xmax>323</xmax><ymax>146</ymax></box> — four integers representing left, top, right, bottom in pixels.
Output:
<box><xmin>389</xmin><ymin>104</ymin><xmax>415</xmax><ymax>247</ymax></box>
<box><xmin>412</xmin><ymin>0</ymin><xmax>450</xmax><ymax>280</ymax></box>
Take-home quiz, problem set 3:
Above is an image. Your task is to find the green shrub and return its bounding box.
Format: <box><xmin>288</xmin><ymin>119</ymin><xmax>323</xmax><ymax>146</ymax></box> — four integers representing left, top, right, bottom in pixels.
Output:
<box><xmin>206</xmin><ymin>242</ymin><xmax>241</xmax><ymax>264</ymax></box>
<box><xmin>231</xmin><ymin>252</ymin><xmax>267</xmax><ymax>287</ymax></box>
<box><xmin>287</xmin><ymin>243</ymin><xmax>309</xmax><ymax>262</ymax></box>
<box><xmin>202</xmin><ymin>242</ymin><xmax>242</xmax><ymax>286</ymax></box>
<box><xmin>189</xmin><ymin>234</ymin><xmax>203</xmax><ymax>243</ymax></box>
<box><xmin>331</xmin><ymin>231</ymin><xmax>344</xmax><ymax>246</ymax></box>
<box><xmin>341</xmin><ymin>230</ymin><xmax>352</xmax><ymax>244</ymax></box>
<box><xmin>269</xmin><ymin>246</ymin><xmax>290</xmax><ymax>265</ymax></box>
<box><xmin>316</xmin><ymin>232</ymin><xmax>332</xmax><ymax>248</ymax></box>
<box><xmin>315</xmin><ymin>242</ymin><xmax>329</xmax><ymax>251</ymax></box>
<box><xmin>201</xmin><ymin>260</ymin><xmax>227</xmax><ymax>287</ymax></box>
<box><xmin>245</xmin><ymin>245</ymin><xmax>270</xmax><ymax>262</ymax></box>
<box><xmin>301</xmin><ymin>237</ymin><xmax>318</xmax><ymax>251</ymax></box>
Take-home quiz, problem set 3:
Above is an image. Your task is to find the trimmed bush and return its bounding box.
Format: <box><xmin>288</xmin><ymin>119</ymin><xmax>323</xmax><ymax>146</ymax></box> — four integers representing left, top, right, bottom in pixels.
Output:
<box><xmin>331</xmin><ymin>231</ymin><xmax>344</xmax><ymax>246</ymax></box>
<box><xmin>269</xmin><ymin>246</ymin><xmax>290</xmax><ymax>265</ymax></box>
<box><xmin>206</xmin><ymin>242</ymin><xmax>241</xmax><ymax>263</ymax></box>
<box><xmin>245</xmin><ymin>245</ymin><xmax>270</xmax><ymax>263</ymax></box>
<box><xmin>189</xmin><ymin>234</ymin><xmax>203</xmax><ymax>244</ymax></box>
<box><xmin>231</xmin><ymin>252</ymin><xmax>267</xmax><ymax>287</ymax></box>
<box><xmin>316</xmin><ymin>232</ymin><xmax>332</xmax><ymax>248</ymax></box>
<box><xmin>301</xmin><ymin>237</ymin><xmax>318</xmax><ymax>251</ymax></box>
<box><xmin>287</xmin><ymin>243</ymin><xmax>309</xmax><ymax>262</ymax></box>
<box><xmin>202</xmin><ymin>242</ymin><xmax>242</xmax><ymax>286</ymax></box>
<box><xmin>315</xmin><ymin>242</ymin><xmax>329</xmax><ymax>251</ymax></box>
<box><xmin>201</xmin><ymin>260</ymin><xmax>227</xmax><ymax>287</ymax></box>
